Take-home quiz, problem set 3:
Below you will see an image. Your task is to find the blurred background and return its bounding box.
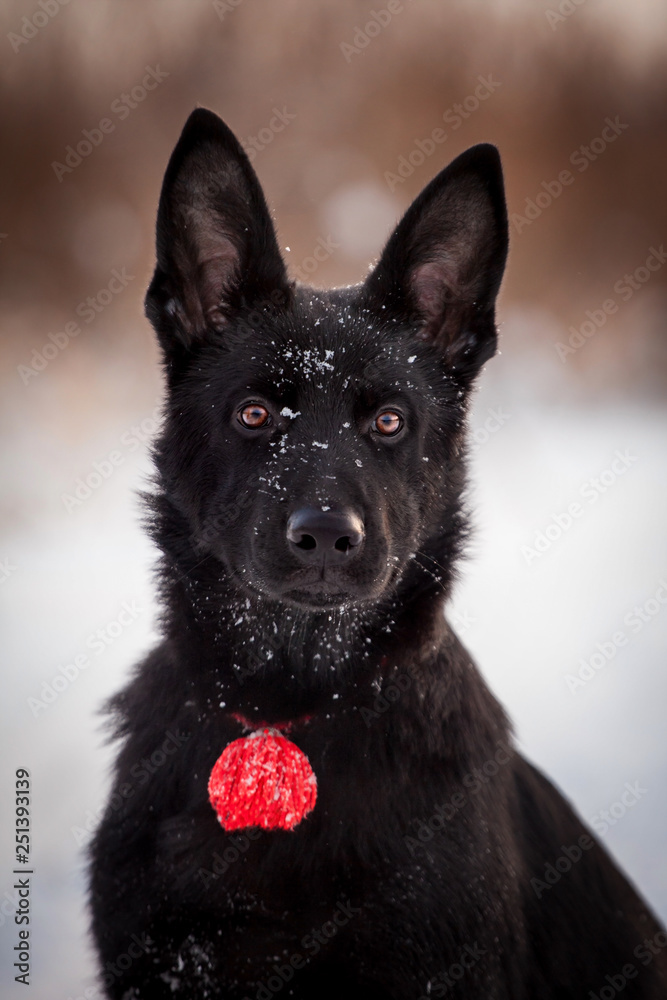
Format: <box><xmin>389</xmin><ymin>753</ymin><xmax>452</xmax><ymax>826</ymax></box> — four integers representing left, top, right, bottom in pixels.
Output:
<box><xmin>1</xmin><ymin>1</ymin><xmax>666</xmax><ymax>995</ymax></box>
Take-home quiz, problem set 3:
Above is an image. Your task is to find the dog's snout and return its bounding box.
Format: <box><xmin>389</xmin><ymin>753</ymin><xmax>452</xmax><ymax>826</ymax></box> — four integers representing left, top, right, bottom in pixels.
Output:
<box><xmin>286</xmin><ymin>507</ymin><xmax>365</xmax><ymax>563</ymax></box>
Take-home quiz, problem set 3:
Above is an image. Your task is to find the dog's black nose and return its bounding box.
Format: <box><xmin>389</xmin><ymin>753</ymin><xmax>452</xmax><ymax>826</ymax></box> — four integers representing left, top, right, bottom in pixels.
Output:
<box><xmin>286</xmin><ymin>507</ymin><xmax>364</xmax><ymax>563</ymax></box>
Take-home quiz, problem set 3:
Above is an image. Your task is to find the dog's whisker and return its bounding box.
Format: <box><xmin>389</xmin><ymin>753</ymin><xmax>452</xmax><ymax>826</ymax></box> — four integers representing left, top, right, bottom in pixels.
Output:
<box><xmin>415</xmin><ymin>549</ymin><xmax>450</xmax><ymax>579</ymax></box>
<box><xmin>413</xmin><ymin>553</ymin><xmax>448</xmax><ymax>595</ymax></box>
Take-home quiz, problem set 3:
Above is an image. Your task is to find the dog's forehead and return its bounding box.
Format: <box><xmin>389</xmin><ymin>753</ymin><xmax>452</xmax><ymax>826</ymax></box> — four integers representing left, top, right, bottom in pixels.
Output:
<box><xmin>225</xmin><ymin>292</ymin><xmax>427</xmax><ymax>394</ymax></box>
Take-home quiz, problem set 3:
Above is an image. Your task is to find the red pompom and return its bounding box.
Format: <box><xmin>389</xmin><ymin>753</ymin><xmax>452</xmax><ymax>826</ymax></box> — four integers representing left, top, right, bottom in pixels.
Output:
<box><xmin>208</xmin><ymin>728</ymin><xmax>317</xmax><ymax>831</ymax></box>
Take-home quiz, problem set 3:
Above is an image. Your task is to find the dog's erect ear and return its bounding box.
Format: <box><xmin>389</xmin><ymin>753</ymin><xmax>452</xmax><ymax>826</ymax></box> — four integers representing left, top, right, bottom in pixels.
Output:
<box><xmin>363</xmin><ymin>144</ymin><xmax>508</xmax><ymax>380</ymax></box>
<box><xmin>145</xmin><ymin>108</ymin><xmax>290</xmax><ymax>355</ymax></box>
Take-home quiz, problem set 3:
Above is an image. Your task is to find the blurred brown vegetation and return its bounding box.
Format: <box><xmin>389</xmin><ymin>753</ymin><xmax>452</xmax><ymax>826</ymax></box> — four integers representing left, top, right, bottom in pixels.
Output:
<box><xmin>1</xmin><ymin>0</ymin><xmax>666</xmax><ymax>395</ymax></box>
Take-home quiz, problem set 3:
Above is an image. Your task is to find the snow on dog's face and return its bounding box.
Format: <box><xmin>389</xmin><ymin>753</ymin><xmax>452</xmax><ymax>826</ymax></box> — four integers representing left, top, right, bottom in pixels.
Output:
<box><xmin>145</xmin><ymin>110</ymin><xmax>508</xmax><ymax>612</ymax></box>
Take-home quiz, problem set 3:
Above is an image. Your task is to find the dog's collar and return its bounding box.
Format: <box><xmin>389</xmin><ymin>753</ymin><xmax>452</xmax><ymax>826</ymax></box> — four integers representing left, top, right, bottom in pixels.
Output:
<box><xmin>230</xmin><ymin>711</ymin><xmax>314</xmax><ymax>735</ymax></box>
<box><xmin>227</xmin><ymin>654</ymin><xmax>389</xmax><ymax>733</ymax></box>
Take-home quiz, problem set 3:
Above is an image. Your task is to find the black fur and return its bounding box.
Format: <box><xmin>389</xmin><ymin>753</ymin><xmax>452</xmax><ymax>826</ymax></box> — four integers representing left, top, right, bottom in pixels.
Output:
<box><xmin>89</xmin><ymin>109</ymin><xmax>667</xmax><ymax>999</ymax></box>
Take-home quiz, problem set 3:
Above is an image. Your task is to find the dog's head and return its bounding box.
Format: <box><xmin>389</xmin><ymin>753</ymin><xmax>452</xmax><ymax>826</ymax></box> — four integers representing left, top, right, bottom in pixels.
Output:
<box><xmin>145</xmin><ymin>109</ymin><xmax>507</xmax><ymax>614</ymax></box>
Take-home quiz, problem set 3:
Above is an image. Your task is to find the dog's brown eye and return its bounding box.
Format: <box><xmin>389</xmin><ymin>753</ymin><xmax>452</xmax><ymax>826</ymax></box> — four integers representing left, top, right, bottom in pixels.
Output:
<box><xmin>239</xmin><ymin>404</ymin><xmax>271</xmax><ymax>428</ymax></box>
<box><xmin>374</xmin><ymin>411</ymin><xmax>403</xmax><ymax>436</ymax></box>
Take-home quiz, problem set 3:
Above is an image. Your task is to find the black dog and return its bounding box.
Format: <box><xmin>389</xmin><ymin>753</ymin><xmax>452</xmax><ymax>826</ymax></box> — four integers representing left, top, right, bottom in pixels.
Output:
<box><xmin>89</xmin><ymin>109</ymin><xmax>667</xmax><ymax>999</ymax></box>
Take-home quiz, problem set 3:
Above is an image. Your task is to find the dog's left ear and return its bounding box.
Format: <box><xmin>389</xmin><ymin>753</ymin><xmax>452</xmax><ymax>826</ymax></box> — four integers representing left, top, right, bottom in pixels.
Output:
<box><xmin>363</xmin><ymin>144</ymin><xmax>508</xmax><ymax>381</ymax></box>
<box><xmin>145</xmin><ymin>108</ymin><xmax>290</xmax><ymax>362</ymax></box>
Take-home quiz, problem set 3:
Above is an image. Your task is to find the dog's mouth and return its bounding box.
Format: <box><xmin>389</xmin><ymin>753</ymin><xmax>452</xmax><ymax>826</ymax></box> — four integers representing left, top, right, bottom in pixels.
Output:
<box><xmin>267</xmin><ymin>574</ymin><xmax>372</xmax><ymax>611</ymax></box>
<box><xmin>279</xmin><ymin>580</ymin><xmax>361</xmax><ymax>611</ymax></box>
<box><xmin>242</xmin><ymin>559</ymin><xmax>401</xmax><ymax>612</ymax></box>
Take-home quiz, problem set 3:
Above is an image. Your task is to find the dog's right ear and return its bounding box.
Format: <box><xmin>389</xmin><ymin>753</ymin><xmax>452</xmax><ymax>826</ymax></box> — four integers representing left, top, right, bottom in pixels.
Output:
<box><xmin>361</xmin><ymin>143</ymin><xmax>508</xmax><ymax>384</ymax></box>
<box><xmin>145</xmin><ymin>108</ymin><xmax>290</xmax><ymax>362</ymax></box>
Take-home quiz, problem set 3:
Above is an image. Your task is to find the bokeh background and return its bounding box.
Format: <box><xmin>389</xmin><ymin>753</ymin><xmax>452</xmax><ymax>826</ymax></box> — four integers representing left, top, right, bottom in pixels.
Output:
<box><xmin>1</xmin><ymin>1</ymin><xmax>666</xmax><ymax>996</ymax></box>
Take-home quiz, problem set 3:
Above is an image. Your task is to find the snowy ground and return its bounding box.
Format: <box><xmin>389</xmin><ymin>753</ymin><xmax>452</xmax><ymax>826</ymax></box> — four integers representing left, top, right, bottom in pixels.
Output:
<box><xmin>1</xmin><ymin>333</ymin><xmax>666</xmax><ymax>999</ymax></box>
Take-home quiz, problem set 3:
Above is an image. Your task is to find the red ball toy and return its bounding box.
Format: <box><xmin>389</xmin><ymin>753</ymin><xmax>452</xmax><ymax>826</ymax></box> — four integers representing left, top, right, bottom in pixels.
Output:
<box><xmin>208</xmin><ymin>726</ymin><xmax>317</xmax><ymax>832</ymax></box>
